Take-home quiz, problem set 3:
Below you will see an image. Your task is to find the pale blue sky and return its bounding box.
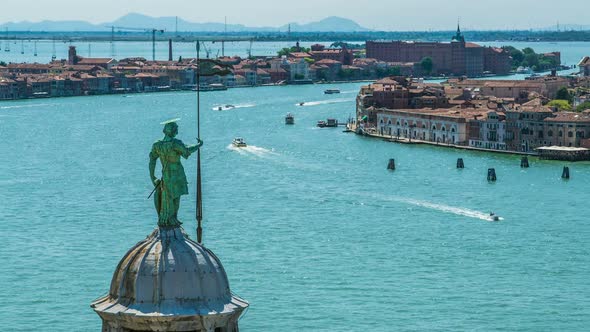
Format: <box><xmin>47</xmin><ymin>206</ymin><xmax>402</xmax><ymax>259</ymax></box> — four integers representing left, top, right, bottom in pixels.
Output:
<box><xmin>0</xmin><ymin>0</ymin><xmax>584</xmax><ymax>30</ymax></box>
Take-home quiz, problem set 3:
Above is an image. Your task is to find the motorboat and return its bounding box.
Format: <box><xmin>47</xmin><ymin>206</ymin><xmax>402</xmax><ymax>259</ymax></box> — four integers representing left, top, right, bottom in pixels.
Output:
<box><xmin>299</xmin><ymin>102</ymin><xmax>305</xmax><ymax>106</ymax></box>
<box><xmin>489</xmin><ymin>212</ymin><xmax>500</xmax><ymax>221</ymax></box>
<box><xmin>217</xmin><ymin>104</ymin><xmax>235</xmax><ymax>111</ymax></box>
<box><xmin>324</xmin><ymin>89</ymin><xmax>340</xmax><ymax>94</ymax></box>
<box><xmin>317</xmin><ymin>120</ymin><xmax>326</xmax><ymax>128</ymax></box>
<box><xmin>232</xmin><ymin>137</ymin><xmax>247</xmax><ymax>148</ymax></box>
<box><xmin>285</xmin><ymin>113</ymin><xmax>294</xmax><ymax>125</ymax></box>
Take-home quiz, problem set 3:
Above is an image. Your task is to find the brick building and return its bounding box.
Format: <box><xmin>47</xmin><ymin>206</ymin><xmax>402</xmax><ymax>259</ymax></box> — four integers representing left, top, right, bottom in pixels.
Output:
<box><xmin>366</xmin><ymin>25</ymin><xmax>511</xmax><ymax>77</ymax></box>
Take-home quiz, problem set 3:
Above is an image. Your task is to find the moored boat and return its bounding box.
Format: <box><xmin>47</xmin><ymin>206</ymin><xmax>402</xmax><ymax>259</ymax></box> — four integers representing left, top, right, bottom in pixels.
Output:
<box><xmin>324</xmin><ymin>89</ymin><xmax>340</xmax><ymax>94</ymax></box>
<box><xmin>285</xmin><ymin>113</ymin><xmax>294</xmax><ymax>125</ymax></box>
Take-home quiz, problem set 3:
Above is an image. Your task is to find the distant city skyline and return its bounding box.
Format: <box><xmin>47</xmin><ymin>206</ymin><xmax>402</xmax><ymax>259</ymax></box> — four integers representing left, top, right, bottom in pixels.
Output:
<box><xmin>0</xmin><ymin>0</ymin><xmax>587</xmax><ymax>31</ymax></box>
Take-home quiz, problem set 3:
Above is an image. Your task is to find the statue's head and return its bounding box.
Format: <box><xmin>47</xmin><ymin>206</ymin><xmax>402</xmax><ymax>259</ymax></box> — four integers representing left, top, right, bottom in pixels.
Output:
<box><xmin>163</xmin><ymin>122</ymin><xmax>178</xmax><ymax>138</ymax></box>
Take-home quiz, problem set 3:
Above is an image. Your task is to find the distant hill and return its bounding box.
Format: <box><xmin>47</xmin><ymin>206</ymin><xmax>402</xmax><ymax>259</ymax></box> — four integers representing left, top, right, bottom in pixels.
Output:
<box><xmin>281</xmin><ymin>16</ymin><xmax>371</xmax><ymax>32</ymax></box>
<box><xmin>0</xmin><ymin>13</ymin><xmax>370</xmax><ymax>32</ymax></box>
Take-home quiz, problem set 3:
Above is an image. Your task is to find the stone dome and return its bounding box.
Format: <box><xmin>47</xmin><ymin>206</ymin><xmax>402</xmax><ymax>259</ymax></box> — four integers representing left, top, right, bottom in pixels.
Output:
<box><xmin>92</xmin><ymin>227</ymin><xmax>248</xmax><ymax>332</ymax></box>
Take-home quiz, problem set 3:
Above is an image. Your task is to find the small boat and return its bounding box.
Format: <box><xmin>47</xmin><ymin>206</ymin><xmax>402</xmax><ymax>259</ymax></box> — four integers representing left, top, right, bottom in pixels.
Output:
<box><xmin>299</xmin><ymin>102</ymin><xmax>305</xmax><ymax>106</ymax></box>
<box><xmin>232</xmin><ymin>137</ymin><xmax>247</xmax><ymax>148</ymax></box>
<box><xmin>217</xmin><ymin>104</ymin><xmax>235</xmax><ymax>111</ymax></box>
<box><xmin>317</xmin><ymin>120</ymin><xmax>326</xmax><ymax>128</ymax></box>
<box><xmin>489</xmin><ymin>212</ymin><xmax>500</xmax><ymax>222</ymax></box>
<box><xmin>324</xmin><ymin>89</ymin><xmax>340</xmax><ymax>94</ymax></box>
<box><xmin>285</xmin><ymin>113</ymin><xmax>294</xmax><ymax>125</ymax></box>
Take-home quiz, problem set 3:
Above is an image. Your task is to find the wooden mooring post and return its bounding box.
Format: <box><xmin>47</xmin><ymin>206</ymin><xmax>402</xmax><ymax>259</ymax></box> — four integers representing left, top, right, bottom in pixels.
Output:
<box><xmin>387</xmin><ymin>159</ymin><xmax>395</xmax><ymax>170</ymax></box>
<box><xmin>487</xmin><ymin>168</ymin><xmax>497</xmax><ymax>182</ymax></box>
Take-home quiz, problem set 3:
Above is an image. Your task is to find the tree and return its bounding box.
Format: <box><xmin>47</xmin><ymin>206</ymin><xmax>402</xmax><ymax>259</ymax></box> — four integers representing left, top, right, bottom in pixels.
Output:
<box><xmin>502</xmin><ymin>46</ymin><xmax>524</xmax><ymax>67</ymax></box>
<box><xmin>547</xmin><ymin>100</ymin><xmax>573</xmax><ymax>112</ymax></box>
<box><xmin>420</xmin><ymin>57</ymin><xmax>433</xmax><ymax>75</ymax></box>
<box><xmin>0</xmin><ymin>61</ymin><xmax>6</xmax><ymax>66</ymax></box>
<box><xmin>277</xmin><ymin>46</ymin><xmax>311</xmax><ymax>57</ymax></box>
<box><xmin>555</xmin><ymin>87</ymin><xmax>573</xmax><ymax>102</ymax></box>
<box><xmin>575</xmin><ymin>101</ymin><xmax>590</xmax><ymax>112</ymax></box>
<box><xmin>522</xmin><ymin>47</ymin><xmax>536</xmax><ymax>55</ymax></box>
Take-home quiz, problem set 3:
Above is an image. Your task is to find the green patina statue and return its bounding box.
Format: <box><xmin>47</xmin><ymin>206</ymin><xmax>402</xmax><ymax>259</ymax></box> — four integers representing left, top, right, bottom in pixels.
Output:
<box><xmin>149</xmin><ymin>119</ymin><xmax>203</xmax><ymax>227</ymax></box>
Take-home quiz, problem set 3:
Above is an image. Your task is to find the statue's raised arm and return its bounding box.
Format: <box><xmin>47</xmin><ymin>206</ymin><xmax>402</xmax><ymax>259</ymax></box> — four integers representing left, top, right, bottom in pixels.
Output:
<box><xmin>148</xmin><ymin>119</ymin><xmax>202</xmax><ymax>227</ymax></box>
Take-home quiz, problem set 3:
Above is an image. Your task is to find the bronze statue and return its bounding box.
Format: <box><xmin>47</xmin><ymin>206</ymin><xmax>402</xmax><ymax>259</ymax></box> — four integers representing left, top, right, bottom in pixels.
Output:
<box><xmin>149</xmin><ymin>119</ymin><xmax>203</xmax><ymax>227</ymax></box>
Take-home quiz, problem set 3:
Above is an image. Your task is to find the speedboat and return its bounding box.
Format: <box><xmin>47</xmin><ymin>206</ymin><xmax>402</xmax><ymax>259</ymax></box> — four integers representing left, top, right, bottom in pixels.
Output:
<box><xmin>489</xmin><ymin>212</ymin><xmax>500</xmax><ymax>221</ymax></box>
<box><xmin>299</xmin><ymin>102</ymin><xmax>305</xmax><ymax>106</ymax></box>
<box><xmin>232</xmin><ymin>137</ymin><xmax>247</xmax><ymax>148</ymax></box>
<box><xmin>217</xmin><ymin>104</ymin><xmax>235</xmax><ymax>111</ymax></box>
<box><xmin>285</xmin><ymin>113</ymin><xmax>294</xmax><ymax>125</ymax></box>
<box><xmin>324</xmin><ymin>89</ymin><xmax>340</xmax><ymax>94</ymax></box>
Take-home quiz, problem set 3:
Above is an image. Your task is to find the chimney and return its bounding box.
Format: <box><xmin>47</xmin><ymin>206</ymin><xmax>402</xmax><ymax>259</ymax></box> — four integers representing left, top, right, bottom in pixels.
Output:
<box><xmin>168</xmin><ymin>39</ymin><xmax>173</xmax><ymax>62</ymax></box>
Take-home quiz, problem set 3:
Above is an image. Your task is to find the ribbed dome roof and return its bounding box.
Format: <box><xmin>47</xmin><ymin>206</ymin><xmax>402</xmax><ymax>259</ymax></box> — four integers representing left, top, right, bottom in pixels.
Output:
<box><xmin>92</xmin><ymin>227</ymin><xmax>248</xmax><ymax>331</ymax></box>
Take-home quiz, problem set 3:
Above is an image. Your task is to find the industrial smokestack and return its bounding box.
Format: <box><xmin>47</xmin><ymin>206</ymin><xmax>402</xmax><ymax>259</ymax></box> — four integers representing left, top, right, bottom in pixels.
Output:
<box><xmin>168</xmin><ymin>39</ymin><xmax>173</xmax><ymax>61</ymax></box>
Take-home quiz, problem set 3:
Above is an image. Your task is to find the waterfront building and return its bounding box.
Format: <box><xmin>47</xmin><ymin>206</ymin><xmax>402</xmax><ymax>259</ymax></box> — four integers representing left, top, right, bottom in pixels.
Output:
<box><xmin>543</xmin><ymin>111</ymin><xmax>590</xmax><ymax>148</ymax></box>
<box><xmin>0</xmin><ymin>77</ymin><xmax>18</xmax><ymax>99</ymax></box>
<box><xmin>376</xmin><ymin>107</ymin><xmax>490</xmax><ymax>144</ymax></box>
<box><xmin>446</xmin><ymin>76</ymin><xmax>569</xmax><ymax>100</ymax></box>
<box><xmin>288</xmin><ymin>58</ymin><xmax>311</xmax><ymax>82</ymax></box>
<box><xmin>366</xmin><ymin>25</ymin><xmax>512</xmax><ymax>77</ymax></box>
<box><xmin>580</xmin><ymin>56</ymin><xmax>590</xmax><ymax>76</ymax></box>
<box><xmin>468</xmin><ymin>111</ymin><xmax>508</xmax><ymax>150</ymax></box>
<box><xmin>357</xmin><ymin>77</ymin><xmax>450</xmax><ymax>123</ymax></box>
<box><xmin>68</xmin><ymin>46</ymin><xmax>118</xmax><ymax>69</ymax></box>
<box><xmin>309</xmin><ymin>46</ymin><xmax>353</xmax><ymax>65</ymax></box>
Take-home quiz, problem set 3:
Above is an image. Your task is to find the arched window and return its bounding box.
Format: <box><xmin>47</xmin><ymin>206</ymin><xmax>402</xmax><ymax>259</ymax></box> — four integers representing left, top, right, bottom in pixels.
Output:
<box><xmin>568</xmin><ymin>131</ymin><xmax>573</xmax><ymax>138</ymax></box>
<box><xmin>559</xmin><ymin>131</ymin><xmax>563</xmax><ymax>137</ymax></box>
<box><xmin>432</xmin><ymin>125</ymin><xmax>437</xmax><ymax>130</ymax></box>
<box><xmin>388</xmin><ymin>120</ymin><xmax>392</xmax><ymax>125</ymax></box>
<box><xmin>548</xmin><ymin>130</ymin><xmax>553</xmax><ymax>137</ymax></box>
<box><xmin>442</xmin><ymin>127</ymin><xmax>446</xmax><ymax>132</ymax></box>
<box><xmin>422</xmin><ymin>124</ymin><xmax>426</xmax><ymax>129</ymax></box>
<box><xmin>380</xmin><ymin>119</ymin><xmax>383</xmax><ymax>124</ymax></box>
<box><xmin>396</xmin><ymin>121</ymin><xmax>400</xmax><ymax>126</ymax></box>
<box><xmin>451</xmin><ymin>127</ymin><xmax>456</xmax><ymax>133</ymax></box>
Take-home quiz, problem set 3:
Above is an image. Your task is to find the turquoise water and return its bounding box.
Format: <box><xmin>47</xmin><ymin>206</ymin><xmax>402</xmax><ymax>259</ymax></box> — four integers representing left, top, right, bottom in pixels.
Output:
<box><xmin>1</xmin><ymin>82</ymin><xmax>590</xmax><ymax>331</ymax></box>
<box><xmin>0</xmin><ymin>40</ymin><xmax>588</xmax><ymax>66</ymax></box>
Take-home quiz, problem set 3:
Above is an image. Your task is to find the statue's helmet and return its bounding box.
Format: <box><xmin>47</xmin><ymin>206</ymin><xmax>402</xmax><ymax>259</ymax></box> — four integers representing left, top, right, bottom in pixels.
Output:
<box><xmin>161</xmin><ymin>118</ymin><xmax>180</xmax><ymax>137</ymax></box>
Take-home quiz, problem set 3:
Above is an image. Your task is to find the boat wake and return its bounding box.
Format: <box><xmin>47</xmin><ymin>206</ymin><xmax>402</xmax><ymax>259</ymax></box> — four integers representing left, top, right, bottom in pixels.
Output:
<box><xmin>361</xmin><ymin>192</ymin><xmax>502</xmax><ymax>222</ymax></box>
<box><xmin>0</xmin><ymin>103</ymin><xmax>55</xmax><ymax>110</ymax></box>
<box><xmin>296</xmin><ymin>98</ymin><xmax>353</xmax><ymax>107</ymax></box>
<box><xmin>212</xmin><ymin>103</ymin><xmax>256</xmax><ymax>111</ymax></box>
<box><xmin>227</xmin><ymin>144</ymin><xmax>277</xmax><ymax>157</ymax></box>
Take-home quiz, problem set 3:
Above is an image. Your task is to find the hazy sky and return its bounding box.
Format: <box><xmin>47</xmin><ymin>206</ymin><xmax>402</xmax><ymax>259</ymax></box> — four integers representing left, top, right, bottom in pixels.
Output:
<box><xmin>0</xmin><ymin>0</ymin><xmax>585</xmax><ymax>30</ymax></box>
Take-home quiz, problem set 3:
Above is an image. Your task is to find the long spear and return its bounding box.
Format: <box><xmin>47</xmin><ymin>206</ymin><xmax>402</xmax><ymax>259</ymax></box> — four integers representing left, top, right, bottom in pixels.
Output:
<box><xmin>196</xmin><ymin>40</ymin><xmax>203</xmax><ymax>244</ymax></box>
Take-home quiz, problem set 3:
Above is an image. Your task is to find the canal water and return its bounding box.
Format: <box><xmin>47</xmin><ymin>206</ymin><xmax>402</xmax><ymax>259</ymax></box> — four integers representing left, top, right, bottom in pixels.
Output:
<box><xmin>0</xmin><ymin>40</ymin><xmax>589</xmax><ymax>66</ymax></box>
<box><xmin>0</xmin><ymin>82</ymin><xmax>589</xmax><ymax>331</ymax></box>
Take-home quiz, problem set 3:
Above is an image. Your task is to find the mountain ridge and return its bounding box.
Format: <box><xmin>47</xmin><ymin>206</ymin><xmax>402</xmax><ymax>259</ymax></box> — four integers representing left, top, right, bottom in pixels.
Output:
<box><xmin>0</xmin><ymin>13</ymin><xmax>371</xmax><ymax>32</ymax></box>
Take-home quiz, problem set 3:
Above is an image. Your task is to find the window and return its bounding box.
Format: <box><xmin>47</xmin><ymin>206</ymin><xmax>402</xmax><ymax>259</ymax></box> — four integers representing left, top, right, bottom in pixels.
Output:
<box><xmin>548</xmin><ymin>130</ymin><xmax>553</xmax><ymax>137</ymax></box>
<box><xmin>568</xmin><ymin>132</ymin><xmax>573</xmax><ymax>138</ymax></box>
<box><xmin>559</xmin><ymin>131</ymin><xmax>563</xmax><ymax>137</ymax></box>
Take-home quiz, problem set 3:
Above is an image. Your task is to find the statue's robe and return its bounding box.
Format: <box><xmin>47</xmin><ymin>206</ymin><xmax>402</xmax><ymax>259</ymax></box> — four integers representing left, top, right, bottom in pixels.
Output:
<box><xmin>150</xmin><ymin>138</ymin><xmax>194</xmax><ymax>227</ymax></box>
